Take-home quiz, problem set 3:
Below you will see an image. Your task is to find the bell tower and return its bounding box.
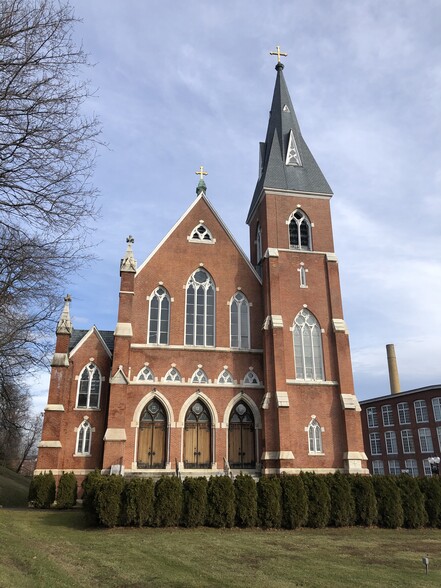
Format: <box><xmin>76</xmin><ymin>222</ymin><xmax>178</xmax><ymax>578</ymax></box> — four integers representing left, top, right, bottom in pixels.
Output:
<box><xmin>247</xmin><ymin>49</ymin><xmax>367</xmax><ymax>474</ymax></box>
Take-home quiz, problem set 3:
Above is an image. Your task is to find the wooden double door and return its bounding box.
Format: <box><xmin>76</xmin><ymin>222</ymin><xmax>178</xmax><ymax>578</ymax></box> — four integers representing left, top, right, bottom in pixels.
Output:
<box><xmin>228</xmin><ymin>402</ymin><xmax>256</xmax><ymax>468</ymax></box>
<box><xmin>183</xmin><ymin>400</ymin><xmax>211</xmax><ymax>468</ymax></box>
<box><xmin>137</xmin><ymin>400</ymin><xmax>167</xmax><ymax>468</ymax></box>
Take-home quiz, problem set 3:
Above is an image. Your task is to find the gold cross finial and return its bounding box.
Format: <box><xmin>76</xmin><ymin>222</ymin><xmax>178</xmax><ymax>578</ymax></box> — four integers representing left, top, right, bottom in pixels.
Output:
<box><xmin>270</xmin><ymin>45</ymin><xmax>288</xmax><ymax>63</ymax></box>
<box><xmin>195</xmin><ymin>165</ymin><xmax>208</xmax><ymax>180</ymax></box>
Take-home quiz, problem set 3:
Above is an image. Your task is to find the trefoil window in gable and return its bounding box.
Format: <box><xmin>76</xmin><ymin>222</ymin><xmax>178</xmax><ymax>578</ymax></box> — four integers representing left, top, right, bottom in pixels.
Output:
<box><xmin>285</xmin><ymin>129</ymin><xmax>302</xmax><ymax>166</ymax></box>
<box><xmin>190</xmin><ymin>224</ymin><xmax>214</xmax><ymax>243</ymax></box>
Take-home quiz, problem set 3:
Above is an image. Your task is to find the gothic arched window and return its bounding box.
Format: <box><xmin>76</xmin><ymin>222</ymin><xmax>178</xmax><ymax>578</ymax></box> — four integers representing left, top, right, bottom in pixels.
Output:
<box><xmin>293</xmin><ymin>309</ymin><xmax>324</xmax><ymax>381</ymax></box>
<box><xmin>76</xmin><ymin>363</ymin><xmax>101</xmax><ymax>408</ymax></box>
<box><xmin>76</xmin><ymin>419</ymin><xmax>92</xmax><ymax>455</ymax></box>
<box><xmin>137</xmin><ymin>367</ymin><xmax>155</xmax><ymax>382</ymax></box>
<box><xmin>148</xmin><ymin>287</ymin><xmax>170</xmax><ymax>345</ymax></box>
<box><xmin>190</xmin><ymin>224</ymin><xmax>213</xmax><ymax>242</ymax></box>
<box><xmin>308</xmin><ymin>418</ymin><xmax>323</xmax><ymax>454</ymax></box>
<box><xmin>289</xmin><ymin>210</ymin><xmax>311</xmax><ymax>250</ymax></box>
<box><xmin>218</xmin><ymin>369</ymin><xmax>233</xmax><ymax>384</ymax></box>
<box><xmin>243</xmin><ymin>370</ymin><xmax>260</xmax><ymax>385</ymax></box>
<box><xmin>164</xmin><ymin>367</ymin><xmax>181</xmax><ymax>382</ymax></box>
<box><xmin>185</xmin><ymin>269</ymin><xmax>215</xmax><ymax>346</ymax></box>
<box><xmin>230</xmin><ymin>292</ymin><xmax>250</xmax><ymax>349</ymax></box>
<box><xmin>191</xmin><ymin>368</ymin><xmax>208</xmax><ymax>384</ymax></box>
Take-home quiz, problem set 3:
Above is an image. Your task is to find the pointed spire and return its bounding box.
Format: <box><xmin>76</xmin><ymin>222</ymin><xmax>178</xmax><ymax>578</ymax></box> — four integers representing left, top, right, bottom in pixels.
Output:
<box><xmin>120</xmin><ymin>235</ymin><xmax>137</xmax><ymax>273</ymax></box>
<box><xmin>195</xmin><ymin>165</ymin><xmax>208</xmax><ymax>195</ymax></box>
<box><xmin>247</xmin><ymin>59</ymin><xmax>332</xmax><ymax>223</ymax></box>
<box><xmin>56</xmin><ymin>294</ymin><xmax>72</xmax><ymax>335</ymax></box>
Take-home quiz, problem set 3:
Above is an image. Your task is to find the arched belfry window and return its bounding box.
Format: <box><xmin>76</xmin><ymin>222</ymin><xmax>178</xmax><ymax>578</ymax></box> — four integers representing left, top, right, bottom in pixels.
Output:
<box><xmin>76</xmin><ymin>419</ymin><xmax>92</xmax><ymax>455</ymax></box>
<box><xmin>183</xmin><ymin>400</ymin><xmax>212</xmax><ymax>468</ymax></box>
<box><xmin>308</xmin><ymin>418</ymin><xmax>323</xmax><ymax>454</ymax></box>
<box><xmin>289</xmin><ymin>210</ymin><xmax>311</xmax><ymax>251</ymax></box>
<box><xmin>185</xmin><ymin>269</ymin><xmax>215</xmax><ymax>346</ymax></box>
<box><xmin>190</xmin><ymin>224</ymin><xmax>213</xmax><ymax>242</ymax></box>
<box><xmin>76</xmin><ymin>363</ymin><xmax>101</xmax><ymax>408</ymax></box>
<box><xmin>148</xmin><ymin>287</ymin><xmax>170</xmax><ymax>344</ymax></box>
<box><xmin>228</xmin><ymin>402</ymin><xmax>256</xmax><ymax>468</ymax></box>
<box><xmin>137</xmin><ymin>399</ymin><xmax>167</xmax><ymax>468</ymax></box>
<box><xmin>293</xmin><ymin>309</ymin><xmax>324</xmax><ymax>381</ymax></box>
<box><xmin>230</xmin><ymin>292</ymin><xmax>250</xmax><ymax>349</ymax></box>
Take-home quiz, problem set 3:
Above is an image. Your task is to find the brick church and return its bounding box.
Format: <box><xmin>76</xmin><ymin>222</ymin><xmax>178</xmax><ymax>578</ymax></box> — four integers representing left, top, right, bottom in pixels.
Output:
<box><xmin>36</xmin><ymin>54</ymin><xmax>368</xmax><ymax>485</ymax></box>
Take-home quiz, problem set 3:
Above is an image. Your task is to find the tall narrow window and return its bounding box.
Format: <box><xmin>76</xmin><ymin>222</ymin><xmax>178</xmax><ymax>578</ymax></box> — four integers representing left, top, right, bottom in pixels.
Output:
<box><xmin>366</xmin><ymin>407</ymin><xmax>378</xmax><ymax>428</ymax></box>
<box><xmin>256</xmin><ymin>224</ymin><xmax>262</xmax><ymax>277</ymax></box>
<box><xmin>372</xmin><ymin>460</ymin><xmax>384</xmax><ymax>475</ymax></box>
<box><xmin>230</xmin><ymin>292</ymin><xmax>250</xmax><ymax>349</ymax></box>
<box><xmin>381</xmin><ymin>405</ymin><xmax>394</xmax><ymax>426</ymax></box>
<box><xmin>289</xmin><ymin>210</ymin><xmax>311</xmax><ymax>250</ymax></box>
<box><xmin>185</xmin><ymin>269</ymin><xmax>215</xmax><ymax>346</ymax></box>
<box><xmin>293</xmin><ymin>309</ymin><xmax>324</xmax><ymax>381</ymax></box>
<box><xmin>369</xmin><ymin>432</ymin><xmax>381</xmax><ymax>455</ymax></box>
<box><xmin>388</xmin><ymin>460</ymin><xmax>401</xmax><ymax>476</ymax></box>
<box><xmin>299</xmin><ymin>265</ymin><xmax>307</xmax><ymax>288</ymax></box>
<box><xmin>148</xmin><ymin>287</ymin><xmax>170</xmax><ymax>344</ymax></box>
<box><xmin>405</xmin><ymin>459</ymin><xmax>419</xmax><ymax>477</ymax></box>
<box><xmin>76</xmin><ymin>363</ymin><xmax>101</xmax><ymax>409</ymax></box>
<box><xmin>76</xmin><ymin>420</ymin><xmax>92</xmax><ymax>455</ymax></box>
<box><xmin>401</xmin><ymin>430</ymin><xmax>415</xmax><ymax>454</ymax></box>
<box><xmin>385</xmin><ymin>431</ymin><xmax>398</xmax><ymax>454</ymax></box>
<box><xmin>418</xmin><ymin>428</ymin><xmax>434</xmax><ymax>453</ymax></box>
<box><xmin>308</xmin><ymin>419</ymin><xmax>323</xmax><ymax>454</ymax></box>
<box><xmin>432</xmin><ymin>398</ymin><xmax>441</xmax><ymax>422</ymax></box>
<box><xmin>397</xmin><ymin>402</ymin><xmax>411</xmax><ymax>425</ymax></box>
<box><xmin>414</xmin><ymin>400</ymin><xmax>429</xmax><ymax>423</ymax></box>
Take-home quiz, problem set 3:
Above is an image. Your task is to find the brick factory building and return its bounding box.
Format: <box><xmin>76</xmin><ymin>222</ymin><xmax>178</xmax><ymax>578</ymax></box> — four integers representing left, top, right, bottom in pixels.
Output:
<box><xmin>36</xmin><ymin>58</ymin><xmax>368</xmax><ymax>485</ymax></box>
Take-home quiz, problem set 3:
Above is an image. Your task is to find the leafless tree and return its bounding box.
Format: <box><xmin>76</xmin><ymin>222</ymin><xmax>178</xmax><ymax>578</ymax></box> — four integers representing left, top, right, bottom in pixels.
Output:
<box><xmin>0</xmin><ymin>0</ymin><xmax>101</xmax><ymax>389</ymax></box>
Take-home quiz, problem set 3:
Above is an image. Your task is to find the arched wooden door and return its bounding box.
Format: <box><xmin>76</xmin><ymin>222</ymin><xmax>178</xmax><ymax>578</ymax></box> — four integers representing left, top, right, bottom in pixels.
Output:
<box><xmin>137</xmin><ymin>399</ymin><xmax>167</xmax><ymax>468</ymax></box>
<box><xmin>184</xmin><ymin>400</ymin><xmax>211</xmax><ymax>468</ymax></box>
<box><xmin>228</xmin><ymin>402</ymin><xmax>255</xmax><ymax>468</ymax></box>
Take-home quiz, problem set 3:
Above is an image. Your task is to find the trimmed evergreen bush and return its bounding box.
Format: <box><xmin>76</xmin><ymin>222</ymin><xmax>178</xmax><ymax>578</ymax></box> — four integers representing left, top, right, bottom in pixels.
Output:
<box><xmin>181</xmin><ymin>477</ymin><xmax>208</xmax><ymax>528</ymax></box>
<box><xmin>280</xmin><ymin>474</ymin><xmax>308</xmax><ymax>529</ymax></box>
<box><xmin>349</xmin><ymin>474</ymin><xmax>377</xmax><ymax>526</ymax></box>
<box><xmin>124</xmin><ymin>477</ymin><xmax>155</xmax><ymax>527</ymax></box>
<box><xmin>154</xmin><ymin>475</ymin><xmax>183</xmax><ymax>527</ymax></box>
<box><xmin>56</xmin><ymin>472</ymin><xmax>77</xmax><ymax>509</ymax></box>
<box><xmin>206</xmin><ymin>475</ymin><xmax>235</xmax><ymax>528</ymax></box>
<box><xmin>234</xmin><ymin>474</ymin><xmax>257</xmax><ymax>528</ymax></box>
<box><xmin>257</xmin><ymin>476</ymin><xmax>281</xmax><ymax>529</ymax></box>
<box><xmin>419</xmin><ymin>477</ymin><xmax>441</xmax><ymax>528</ymax></box>
<box><xmin>373</xmin><ymin>476</ymin><xmax>404</xmax><ymax>529</ymax></box>
<box><xmin>81</xmin><ymin>470</ymin><xmax>104</xmax><ymax>525</ymax></box>
<box><xmin>326</xmin><ymin>472</ymin><xmax>355</xmax><ymax>527</ymax></box>
<box><xmin>301</xmin><ymin>472</ymin><xmax>330</xmax><ymax>528</ymax></box>
<box><xmin>396</xmin><ymin>475</ymin><xmax>427</xmax><ymax>529</ymax></box>
<box><xmin>28</xmin><ymin>471</ymin><xmax>56</xmax><ymax>508</ymax></box>
<box><xmin>94</xmin><ymin>474</ymin><xmax>125</xmax><ymax>528</ymax></box>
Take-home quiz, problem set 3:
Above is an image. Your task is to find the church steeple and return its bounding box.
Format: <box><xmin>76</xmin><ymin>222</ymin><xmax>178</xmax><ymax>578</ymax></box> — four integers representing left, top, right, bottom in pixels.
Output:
<box><xmin>247</xmin><ymin>60</ymin><xmax>332</xmax><ymax>223</ymax></box>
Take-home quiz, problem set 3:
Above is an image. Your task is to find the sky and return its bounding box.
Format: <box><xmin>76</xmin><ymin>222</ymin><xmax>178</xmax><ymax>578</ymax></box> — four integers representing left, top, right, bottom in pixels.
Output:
<box><xmin>31</xmin><ymin>0</ymin><xmax>441</xmax><ymax>411</ymax></box>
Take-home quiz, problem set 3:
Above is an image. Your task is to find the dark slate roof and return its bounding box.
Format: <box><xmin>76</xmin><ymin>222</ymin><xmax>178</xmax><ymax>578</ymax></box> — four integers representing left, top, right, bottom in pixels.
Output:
<box><xmin>247</xmin><ymin>63</ymin><xmax>332</xmax><ymax>224</ymax></box>
<box><xmin>68</xmin><ymin>328</ymin><xmax>114</xmax><ymax>354</ymax></box>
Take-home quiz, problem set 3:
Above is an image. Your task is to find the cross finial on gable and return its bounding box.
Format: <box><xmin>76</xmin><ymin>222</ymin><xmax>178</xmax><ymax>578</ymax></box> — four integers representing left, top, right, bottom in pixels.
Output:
<box><xmin>270</xmin><ymin>45</ymin><xmax>288</xmax><ymax>67</ymax></box>
<box><xmin>195</xmin><ymin>165</ymin><xmax>208</xmax><ymax>180</ymax></box>
<box><xmin>195</xmin><ymin>166</ymin><xmax>208</xmax><ymax>196</ymax></box>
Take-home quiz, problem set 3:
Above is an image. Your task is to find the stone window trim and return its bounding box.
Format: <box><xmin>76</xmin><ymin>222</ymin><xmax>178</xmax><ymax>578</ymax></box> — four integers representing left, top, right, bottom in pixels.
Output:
<box><xmin>74</xmin><ymin>417</ymin><xmax>95</xmax><ymax>457</ymax></box>
<box><xmin>188</xmin><ymin>223</ymin><xmax>216</xmax><ymax>244</ymax></box>
<box><xmin>230</xmin><ymin>291</ymin><xmax>250</xmax><ymax>350</ymax></box>
<box><xmin>75</xmin><ymin>362</ymin><xmax>102</xmax><ymax>410</ymax></box>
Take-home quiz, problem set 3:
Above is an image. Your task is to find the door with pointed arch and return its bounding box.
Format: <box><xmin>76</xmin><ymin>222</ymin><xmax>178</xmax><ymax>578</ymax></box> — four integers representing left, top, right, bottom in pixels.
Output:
<box><xmin>228</xmin><ymin>401</ymin><xmax>256</xmax><ymax>468</ymax></box>
<box><xmin>183</xmin><ymin>400</ymin><xmax>211</xmax><ymax>468</ymax></box>
<box><xmin>137</xmin><ymin>399</ymin><xmax>167</xmax><ymax>468</ymax></box>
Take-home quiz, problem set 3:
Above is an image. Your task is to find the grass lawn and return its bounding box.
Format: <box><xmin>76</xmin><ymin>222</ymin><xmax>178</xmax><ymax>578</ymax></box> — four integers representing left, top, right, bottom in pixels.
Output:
<box><xmin>0</xmin><ymin>466</ymin><xmax>30</xmax><ymax>507</ymax></box>
<box><xmin>0</xmin><ymin>510</ymin><xmax>441</xmax><ymax>587</ymax></box>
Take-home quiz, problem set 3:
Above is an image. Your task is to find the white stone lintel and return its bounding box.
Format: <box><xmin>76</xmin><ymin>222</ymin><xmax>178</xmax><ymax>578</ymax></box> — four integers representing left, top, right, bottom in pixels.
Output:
<box><xmin>38</xmin><ymin>440</ymin><xmax>62</xmax><ymax>448</ymax></box>
<box><xmin>51</xmin><ymin>353</ymin><xmax>69</xmax><ymax>367</ymax></box>
<box><xmin>276</xmin><ymin>391</ymin><xmax>289</xmax><ymax>407</ymax></box>
<box><xmin>264</xmin><ymin>247</ymin><xmax>279</xmax><ymax>258</ymax></box>
<box><xmin>343</xmin><ymin>451</ymin><xmax>368</xmax><ymax>461</ymax></box>
<box><xmin>44</xmin><ymin>404</ymin><xmax>65</xmax><ymax>412</ymax></box>
<box><xmin>104</xmin><ymin>428</ymin><xmax>127</xmax><ymax>442</ymax></box>
<box><xmin>261</xmin><ymin>451</ymin><xmax>295</xmax><ymax>460</ymax></box>
<box><xmin>340</xmin><ymin>393</ymin><xmax>361</xmax><ymax>412</ymax></box>
<box><xmin>271</xmin><ymin>315</ymin><xmax>284</xmax><ymax>328</ymax></box>
<box><xmin>326</xmin><ymin>253</ymin><xmax>338</xmax><ymax>262</ymax></box>
<box><xmin>332</xmin><ymin>318</ymin><xmax>349</xmax><ymax>334</ymax></box>
<box><xmin>114</xmin><ymin>322</ymin><xmax>133</xmax><ymax>337</ymax></box>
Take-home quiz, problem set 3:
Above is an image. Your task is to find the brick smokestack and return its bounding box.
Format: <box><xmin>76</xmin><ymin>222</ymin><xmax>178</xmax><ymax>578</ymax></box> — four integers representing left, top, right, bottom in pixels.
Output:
<box><xmin>386</xmin><ymin>344</ymin><xmax>401</xmax><ymax>394</ymax></box>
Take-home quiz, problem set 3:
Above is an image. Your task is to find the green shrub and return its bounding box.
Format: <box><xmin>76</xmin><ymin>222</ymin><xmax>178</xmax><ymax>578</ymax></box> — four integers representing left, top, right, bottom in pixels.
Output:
<box><xmin>234</xmin><ymin>474</ymin><xmax>257</xmax><ymax>528</ymax></box>
<box><xmin>28</xmin><ymin>471</ymin><xmax>56</xmax><ymax>508</ymax></box>
<box><xmin>182</xmin><ymin>477</ymin><xmax>208</xmax><ymax>528</ymax></box>
<box><xmin>301</xmin><ymin>472</ymin><xmax>330</xmax><ymax>528</ymax></box>
<box><xmin>124</xmin><ymin>478</ymin><xmax>155</xmax><ymax>527</ymax></box>
<box><xmin>257</xmin><ymin>476</ymin><xmax>281</xmax><ymax>529</ymax></box>
<box><xmin>326</xmin><ymin>472</ymin><xmax>355</xmax><ymax>527</ymax></box>
<box><xmin>280</xmin><ymin>474</ymin><xmax>308</xmax><ymax>529</ymax></box>
<box><xmin>206</xmin><ymin>476</ymin><xmax>235</xmax><ymax>528</ymax></box>
<box><xmin>94</xmin><ymin>475</ymin><xmax>125</xmax><ymax>528</ymax></box>
<box><xmin>419</xmin><ymin>477</ymin><xmax>441</xmax><ymax>528</ymax></box>
<box><xmin>56</xmin><ymin>472</ymin><xmax>77</xmax><ymax>509</ymax></box>
<box><xmin>154</xmin><ymin>476</ymin><xmax>183</xmax><ymax>527</ymax></box>
<box><xmin>349</xmin><ymin>474</ymin><xmax>377</xmax><ymax>526</ymax></box>
<box><xmin>81</xmin><ymin>470</ymin><xmax>104</xmax><ymax>525</ymax></box>
<box><xmin>396</xmin><ymin>475</ymin><xmax>427</xmax><ymax>529</ymax></box>
<box><xmin>373</xmin><ymin>476</ymin><xmax>404</xmax><ymax>529</ymax></box>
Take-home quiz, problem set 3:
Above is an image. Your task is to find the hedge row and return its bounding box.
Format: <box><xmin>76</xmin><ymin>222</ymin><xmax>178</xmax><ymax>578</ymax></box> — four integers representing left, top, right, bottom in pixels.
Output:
<box><xmin>79</xmin><ymin>471</ymin><xmax>441</xmax><ymax>529</ymax></box>
<box><xmin>28</xmin><ymin>471</ymin><xmax>77</xmax><ymax>509</ymax></box>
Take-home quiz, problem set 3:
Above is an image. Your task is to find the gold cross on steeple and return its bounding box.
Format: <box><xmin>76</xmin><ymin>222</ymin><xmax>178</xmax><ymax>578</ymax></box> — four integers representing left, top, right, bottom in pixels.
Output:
<box><xmin>270</xmin><ymin>45</ymin><xmax>288</xmax><ymax>63</ymax></box>
<box><xmin>195</xmin><ymin>165</ymin><xmax>208</xmax><ymax>180</ymax></box>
